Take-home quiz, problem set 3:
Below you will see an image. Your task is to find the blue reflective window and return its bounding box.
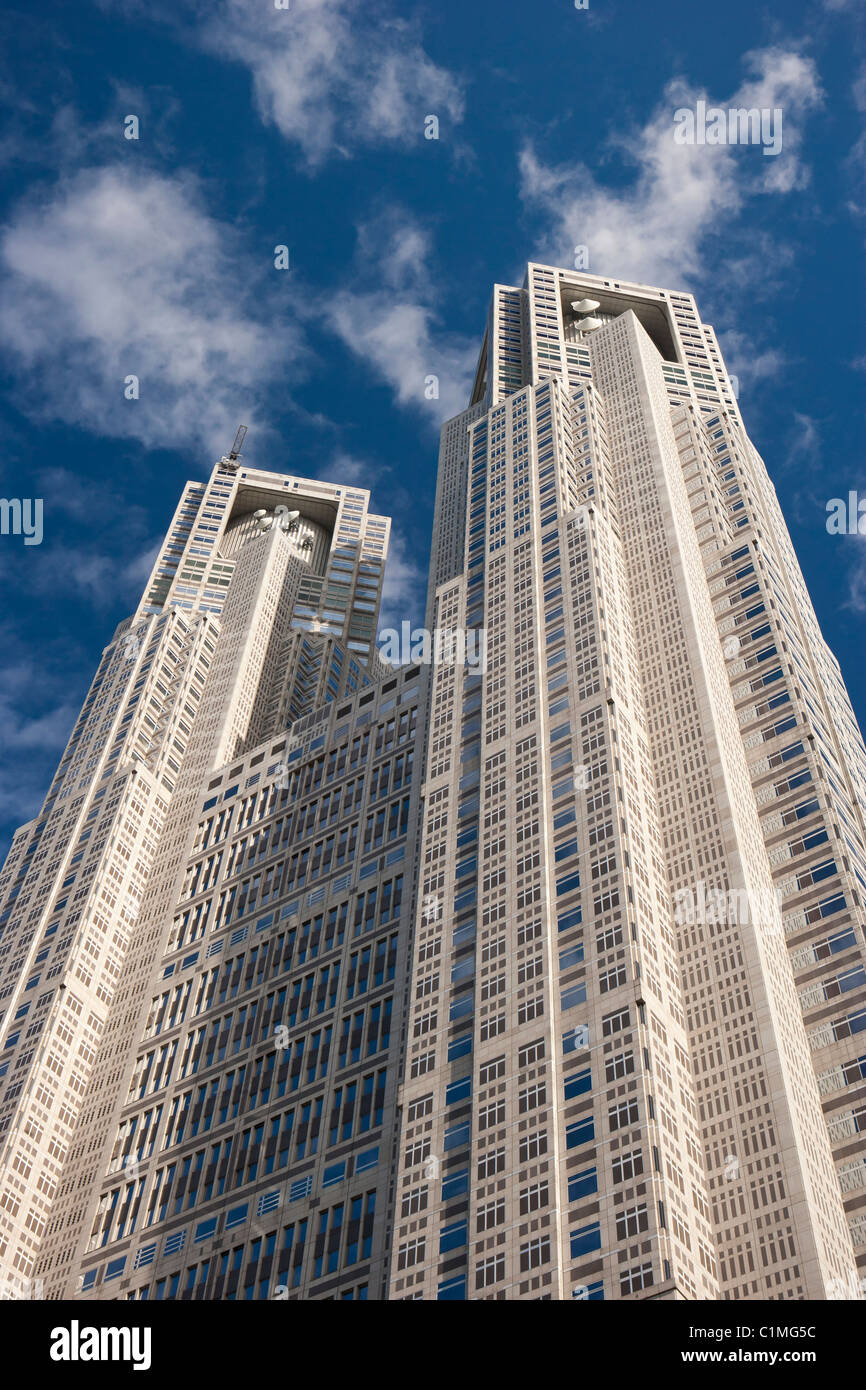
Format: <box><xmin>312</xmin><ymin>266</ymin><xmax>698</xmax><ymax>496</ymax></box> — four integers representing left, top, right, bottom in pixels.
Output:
<box><xmin>568</xmin><ymin>1167</ymin><xmax>598</xmax><ymax>1202</ymax></box>
<box><xmin>444</xmin><ymin>1121</ymin><xmax>470</xmax><ymax>1151</ymax></box>
<box><xmin>566</xmin><ymin>1118</ymin><xmax>595</xmax><ymax>1149</ymax></box>
<box><xmin>563</xmin><ymin>1025</ymin><xmax>589</xmax><ymax>1054</ymax></box>
<box><xmin>439</xmin><ymin>1220</ymin><xmax>468</xmax><ymax>1254</ymax></box>
<box><xmin>570</xmin><ymin>1223</ymin><xmax>602</xmax><ymax>1258</ymax></box>
<box><xmin>559</xmin><ymin>944</ymin><xmax>584</xmax><ymax>971</ymax></box>
<box><xmin>561</xmin><ymin>982</ymin><xmax>587</xmax><ymax>1011</ymax></box>
<box><xmin>438</xmin><ymin>1275</ymin><xmax>467</xmax><ymax>1300</ymax></box>
<box><xmin>564</xmin><ymin>1067</ymin><xmax>591</xmax><ymax>1100</ymax></box>
<box><xmin>451</xmin><ymin>958</ymin><xmax>475</xmax><ymax>983</ymax></box>
<box><xmin>448</xmin><ymin>1033</ymin><xmax>473</xmax><ymax>1061</ymax></box>
<box><xmin>558</xmin><ymin>907</ymin><xmax>583</xmax><ymax>933</ymax></box>
<box><xmin>442</xmin><ymin>1168</ymin><xmax>469</xmax><ymax>1200</ymax></box>
<box><xmin>556</xmin><ymin>871</ymin><xmax>581</xmax><ymax>897</ymax></box>
<box><xmin>445</xmin><ymin>1076</ymin><xmax>472</xmax><ymax>1105</ymax></box>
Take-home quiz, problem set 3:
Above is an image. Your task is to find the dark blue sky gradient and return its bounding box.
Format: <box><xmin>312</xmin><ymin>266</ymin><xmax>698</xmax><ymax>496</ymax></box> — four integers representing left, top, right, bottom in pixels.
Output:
<box><xmin>0</xmin><ymin>0</ymin><xmax>863</xmax><ymax>854</ymax></box>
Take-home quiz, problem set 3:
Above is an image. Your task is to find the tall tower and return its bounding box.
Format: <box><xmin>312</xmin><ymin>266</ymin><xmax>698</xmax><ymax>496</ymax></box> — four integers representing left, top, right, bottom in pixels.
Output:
<box><xmin>2</xmin><ymin>266</ymin><xmax>865</xmax><ymax>1305</ymax></box>
<box><xmin>389</xmin><ymin>265</ymin><xmax>866</xmax><ymax>1301</ymax></box>
<box><xmin>0</xmin><ymin>452</ymin><xmax>420</xmax><ymax>1299</ymax></box>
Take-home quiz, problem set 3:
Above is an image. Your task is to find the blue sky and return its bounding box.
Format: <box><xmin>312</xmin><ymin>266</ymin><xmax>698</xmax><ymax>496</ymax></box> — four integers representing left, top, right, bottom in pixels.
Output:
<box><xmin>0</xmin><ymin>0</ymin><xmax>863</xmax><ymax>854</ymax></box>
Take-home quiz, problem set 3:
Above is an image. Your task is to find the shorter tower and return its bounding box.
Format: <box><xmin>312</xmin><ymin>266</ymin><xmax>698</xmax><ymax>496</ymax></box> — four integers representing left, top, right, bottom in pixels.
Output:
<box><xmin>0</xmin><ymin>453</ymin><xmax>399</xmax><ymax>1297</ymax></box>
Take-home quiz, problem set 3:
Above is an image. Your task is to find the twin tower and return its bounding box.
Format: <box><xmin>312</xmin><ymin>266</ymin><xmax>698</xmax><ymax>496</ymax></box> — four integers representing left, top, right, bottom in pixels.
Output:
<box><xmin>0</xmin><ymin>265</ymin><xmax>864</xmax><ymax>1302</ymax></box>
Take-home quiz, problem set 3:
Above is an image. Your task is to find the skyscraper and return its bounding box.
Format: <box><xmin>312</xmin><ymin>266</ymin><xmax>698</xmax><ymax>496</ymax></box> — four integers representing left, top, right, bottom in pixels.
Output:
<box><xmin>390</xmin><ymin>265</ymin><xmax>866</xmax><ymax>1301</ymax></box>
<box><xmin>0</xmin><ymin>265</ymin><xmax>864</xmax><ymax>1303</ymax></box>
<box><xmin>0</xmin><ymin>455</ymin><xmax>423</xmax><ymax>1300</ymax></box>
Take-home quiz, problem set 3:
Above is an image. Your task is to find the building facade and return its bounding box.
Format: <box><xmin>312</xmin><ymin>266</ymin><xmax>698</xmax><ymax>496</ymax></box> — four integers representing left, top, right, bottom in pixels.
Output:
<box><xmin>390</xmin><ymin>265</ymin><xmax>866</xmax><ymax>1301</ymax></box>
<box><xmin>0</xmin><ymin>264</ymin><xmax>864</xmax><ymax>1301</ymax></box>
<box><xmin>0</xmin><ymin>458</ymin><xmax>419</xmax><ymax>1299</ymax></box>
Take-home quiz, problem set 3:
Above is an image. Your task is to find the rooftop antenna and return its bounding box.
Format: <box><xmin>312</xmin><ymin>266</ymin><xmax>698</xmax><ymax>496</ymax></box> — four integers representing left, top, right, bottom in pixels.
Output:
<box><xmin>218</xmin><ymin>424</ymin><xmax>247</xmax><ymax>470</ymax></box>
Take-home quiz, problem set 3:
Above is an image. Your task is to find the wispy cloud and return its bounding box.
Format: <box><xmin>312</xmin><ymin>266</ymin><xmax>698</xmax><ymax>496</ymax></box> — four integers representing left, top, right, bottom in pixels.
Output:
<box><xmin>785</xmin><ymin>411</ymin><xmax>822</xmax><ymax>471</ymax></box>
<box><xmin>0</xmin><ymin>164</ymin><xmax>302</xmax><ymax>456</ymax></box>
<box><xmin>0</xmin><ymin>640</ymin><xmax>85</xmax><ymax>839</ymax></box>
<box><xmin>844</xmin><ymin>539</ymin><xmax>866</xmax><ymax>613</ymax></box>
<box><xmin>34</xmin><ymin>466</ymin><xmax>149</xmax><ymax>529</ymax></box>
<box><xmin>0</xmin><ymin>82</ymin><xmax>181</xmax><ymax>173</ymax></box>
<box><xmin>716</xmin><ymin>328</ymin><xmax>788</xmax><ymax>395</ymax></box>
<box><xmin>326</xmin><ymin>209</ymin><xmax>478</xmax><ymax>423</ymax></box>
<box><xmin>776</xmin><ymin>412</ymin><xmax>827</xmax><ymax>527</ymax></box>
<box><xmin>314</xmin><ymin>452</ymin><xmax>381</xmax><ymax>490</ymax></box>
<box><xmin>10</xmin><ymin>540</ymin><xmax>162</xmax><ymax>608</ymax></box>
<box><xmin>202</xmin><ymin>0</ymin><xmax>463</xmax><ymax>168</ymax></box>
<box><xmin>845</xmin><ymin>61</ymin><xmax>866</xmax><ymax>215</ymax></box>
<box><xmin>378</xmin><ymin>529</ymin><xmax>427</xmax><ymax>639</ymax></box>
<box><xmin>94</xmin><ymin>0</ymin><xmax>464</xmax><ymax>170</ymax></box>
<box><xmin>519</xmin><ymin>45</ymin><xmax>823</xmax><ymax>290</ymax></box>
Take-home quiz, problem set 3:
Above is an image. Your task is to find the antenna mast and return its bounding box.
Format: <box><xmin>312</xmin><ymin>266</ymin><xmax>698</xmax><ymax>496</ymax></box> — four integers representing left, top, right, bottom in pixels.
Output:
<box><xmin>218</xmin><ymin>424</ymin><xmax>248</xmax><ymax>471</ymax></box>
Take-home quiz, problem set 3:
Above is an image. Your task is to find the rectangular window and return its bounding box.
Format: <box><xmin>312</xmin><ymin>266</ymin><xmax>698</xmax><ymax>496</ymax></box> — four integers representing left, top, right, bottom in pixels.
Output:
<box><xmin>570</xmin><ymin>1223</ymin><xmax>602</xmax><ymax>1259</ymax></box>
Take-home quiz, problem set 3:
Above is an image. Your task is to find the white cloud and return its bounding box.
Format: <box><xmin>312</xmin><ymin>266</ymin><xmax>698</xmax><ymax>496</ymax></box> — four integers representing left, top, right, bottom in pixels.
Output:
<box><xmin>519</xmin><ymin>45</ymin><xmax>822</xmax><ymax>290</ymax></box>
<box><xmin>844</xmin><ymin>539</ymin><xmax>866</xmax><ymax>612</ymax></box>
<box><xmin>786</xmin><ymin>411</ymin><xmax>822</xmax><ymax>471</ymax></box>
<box><xmin>0</xmin><ymin>537</ymin><xmax>162</xmax><ymax>608</ymax></box>
<box><xmin>315</xmin><ymin>452</ymin><xmax>380</xmax><ymax>489</ymax></box>
<box><xmin>33</xmin><ymin>465</ymin><xmax>150</xmax><ymax>530</ymax></box>
<box><xmin>716</xmin><ymin>328</ymin><xmax>788</xmax><ymax>393</ymax></box>
<box><xmin>845</xmin><ymin>63</ymin><xmax>866</xmax><ymax>212</ymax></box>
<box><xmin>178</xmin><ymin>0</ymin><xmax>464</xmax><ymax>169</ymax></box>
<box><xmin>732</xmin><ymin>47</ymin><xmax>822</xmax><ymax>194</ymax></box>
<box><xmin>378</xmin><ymin>528</ymin><xmax>427</xmax><ymax>638</ymax></box>
<box><xmin>0</xmin><ymin>83</ymin><xmax>181</xmax><ymax>173</ymax></box>
<box><xmin>0</xmin><ymin>164</ymin><xmax>302</xmax><ymax>456</ymax></box>
<box><xmin>0</xmin><ymin>647</ymin><xmax>84</xmax><ymax>835</ymax></box>
<box><xmin>326</xmin><ymin>212</ymin><xmax>478</xmax><ymax>423</ymax></box>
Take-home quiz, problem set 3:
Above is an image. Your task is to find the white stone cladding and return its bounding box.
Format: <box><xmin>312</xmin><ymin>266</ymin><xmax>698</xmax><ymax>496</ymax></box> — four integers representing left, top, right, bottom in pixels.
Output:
<box><xmin>389</xmin><ymin>263</ymin><xmax>864</xmax><ymax>1301</ymax></box>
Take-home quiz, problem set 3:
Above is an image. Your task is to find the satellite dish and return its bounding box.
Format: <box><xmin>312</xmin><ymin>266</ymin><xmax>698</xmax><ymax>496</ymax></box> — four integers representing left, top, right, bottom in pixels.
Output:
<box><xmin>259</xmin><ymin>517</ymin><xmax>273</xmax><ymax>530</ymax></box>
<box><xmin>577</xmin><ymin>317</ymin><xmax>602</xmax><ymax>331</ymax></box>
<box><xmin>571</xmin><ymin>299</ymin><xmax>600</xmax><ymax>314</ymax></box>
<box><xmin>253</xmin><ymin>509</ymin><xmax>267</xmax><ymax>518</ymax></box>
